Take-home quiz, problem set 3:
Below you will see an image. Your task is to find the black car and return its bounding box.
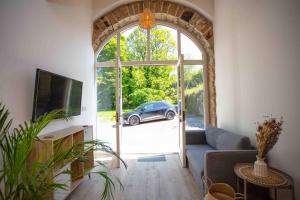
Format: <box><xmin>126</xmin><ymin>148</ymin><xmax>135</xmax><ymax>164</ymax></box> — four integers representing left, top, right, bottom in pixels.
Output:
<box><xmin>123</xmin><ymin>101</ymin><xmax>177</xmax><ymax>126</ymax></box>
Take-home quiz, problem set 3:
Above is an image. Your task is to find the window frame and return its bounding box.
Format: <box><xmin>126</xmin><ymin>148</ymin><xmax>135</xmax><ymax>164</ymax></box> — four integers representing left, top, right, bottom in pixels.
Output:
<box><xmin>94</xmin><ymin>22</ymin><xmax>206</xmax><ymax>67</ymax></box>
<box><xmin>94</xmin><ymin>21</ymin><xmax>209</xmax><ymax>129</ymax></box>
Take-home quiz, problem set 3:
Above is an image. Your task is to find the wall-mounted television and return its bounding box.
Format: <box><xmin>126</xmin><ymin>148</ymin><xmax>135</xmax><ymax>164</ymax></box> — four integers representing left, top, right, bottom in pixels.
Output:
<box><xmin>32</xmin><ymin>69</ymin><xmax>83</xmax><ymax>121</ymax></box>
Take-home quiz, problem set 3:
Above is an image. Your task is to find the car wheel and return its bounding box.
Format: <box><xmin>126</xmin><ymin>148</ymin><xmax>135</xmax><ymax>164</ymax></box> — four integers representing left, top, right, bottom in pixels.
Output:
<box><xmin>129</xmin><ymin>116</ymin><xmax>140</xmax><ymax>126</ymax></box>
<box><xmin>166</xmin><ymin>111</ymin><xmax>175</xmax><ymax>120</ymax></box>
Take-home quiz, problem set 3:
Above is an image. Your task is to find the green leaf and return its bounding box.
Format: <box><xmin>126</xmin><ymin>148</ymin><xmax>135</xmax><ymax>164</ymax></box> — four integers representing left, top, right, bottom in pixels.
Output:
<box><xmin>0</xmin><ymin>103</ymin><xmax>126</xmax><ymax>200</ymax></box>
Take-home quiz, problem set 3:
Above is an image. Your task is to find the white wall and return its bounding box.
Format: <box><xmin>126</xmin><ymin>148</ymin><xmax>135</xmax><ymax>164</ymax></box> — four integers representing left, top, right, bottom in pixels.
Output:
<box><xmin>92</xmin><ymin>0</ymin><xmax>214</xmax><ymax>21</ymax></box>
<box><xmin>0</xmin><ymin>0</ymin><xmax>95</xmax><ymax>134</ymax></box>
<box><xmin>214</xmin><ymin>0</ymin><xmax>300</xmax><ymax>198</ymax></box>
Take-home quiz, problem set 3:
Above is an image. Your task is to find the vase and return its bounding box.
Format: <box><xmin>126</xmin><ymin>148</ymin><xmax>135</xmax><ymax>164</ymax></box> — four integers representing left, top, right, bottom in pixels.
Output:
<box><xmin>253</xmin><ymin>156</ymin><xmax>268</xmax><ymax>177</ymax></box>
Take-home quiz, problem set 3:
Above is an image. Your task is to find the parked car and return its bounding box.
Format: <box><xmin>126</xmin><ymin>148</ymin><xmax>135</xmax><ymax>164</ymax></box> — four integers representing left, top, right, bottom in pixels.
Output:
<box><xmin>123</xmin><ymin>101</ymin><xmax>177</xmax><ymax>126</ymax></box>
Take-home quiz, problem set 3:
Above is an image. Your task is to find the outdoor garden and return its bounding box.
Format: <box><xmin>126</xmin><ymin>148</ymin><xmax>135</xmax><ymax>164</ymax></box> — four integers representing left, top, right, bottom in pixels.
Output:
<box><xmin>96</xmin><ymin>25</ymin><xmax>204</xmax><ymax>125</ymax></box>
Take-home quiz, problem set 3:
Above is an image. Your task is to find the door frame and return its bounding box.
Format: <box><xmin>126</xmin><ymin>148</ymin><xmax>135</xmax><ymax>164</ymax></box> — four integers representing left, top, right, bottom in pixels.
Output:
<box><xmin>115</xmin><ymin>34</ymin><xmax>122</xmax><ymax>167</ymax></box>
<box><xmin>95</xmin><ymin>25</ymin><xmax>208</xmax><ymax>168</ymax></box>
<box><xmin>177</xmin><ymin>54</ymin><xmax>187</xmax><ymax>167</ymax></box>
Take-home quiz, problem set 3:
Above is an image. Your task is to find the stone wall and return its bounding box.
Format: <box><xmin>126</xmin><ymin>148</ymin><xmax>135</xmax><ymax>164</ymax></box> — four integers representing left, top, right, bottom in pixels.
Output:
<box><xmin>92</xmin><ymin>0</ymin><xmax>217</xmax><ymax>125</ymax></box>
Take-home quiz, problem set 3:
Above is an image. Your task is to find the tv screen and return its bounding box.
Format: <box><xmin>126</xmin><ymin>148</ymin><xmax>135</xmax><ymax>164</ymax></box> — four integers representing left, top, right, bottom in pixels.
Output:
<box><xmin>32</xmin><ymin>69</ymin><xmax>83</xmax><ymax>120</ymax></box>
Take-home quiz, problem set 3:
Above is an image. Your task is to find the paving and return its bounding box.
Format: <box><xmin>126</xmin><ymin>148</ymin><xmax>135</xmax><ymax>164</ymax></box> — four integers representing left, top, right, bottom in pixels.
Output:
<box><xmin>96</xmin><ymin>116</ymin><xmax>203</xmax><ymax>154</ymax></box>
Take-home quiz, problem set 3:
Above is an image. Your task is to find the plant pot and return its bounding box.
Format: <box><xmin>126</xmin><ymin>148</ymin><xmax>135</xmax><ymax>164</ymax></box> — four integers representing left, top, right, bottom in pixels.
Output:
<box><xmin>253</xmin><ymin>156</ymin><xmax>268</xmax><ymax>177</ymax></box>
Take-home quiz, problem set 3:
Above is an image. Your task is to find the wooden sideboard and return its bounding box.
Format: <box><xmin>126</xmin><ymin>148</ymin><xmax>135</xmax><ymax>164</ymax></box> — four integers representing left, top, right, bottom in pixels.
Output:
<box><xmin>29</xmin><ymin>125</ymin><xmax>94</xmax><ymax>200</ymax></box>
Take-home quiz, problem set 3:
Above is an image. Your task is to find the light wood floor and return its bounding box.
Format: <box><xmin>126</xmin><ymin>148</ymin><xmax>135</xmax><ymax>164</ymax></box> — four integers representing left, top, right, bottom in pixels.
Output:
<box><xmin>67</xmin><ymin>153</ymin><xmax>201</xmax><ymax>200</ymax></box>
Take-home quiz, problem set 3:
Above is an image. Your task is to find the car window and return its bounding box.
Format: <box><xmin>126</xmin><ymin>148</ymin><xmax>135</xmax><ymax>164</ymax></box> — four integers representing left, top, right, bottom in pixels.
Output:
<box><xmin>135</xmin><ymin>104</ymin><xmax>145</xmax><ymax>111</ymax></box>
<box><xmin>144</xmin><ymin>103</ymin><xmax>154</xmax><ymax>111</ymax></box>
<box><xmin>154</xmin><ymin>102</ymin><xmax>165</xmax><ymax>109</ymax></box>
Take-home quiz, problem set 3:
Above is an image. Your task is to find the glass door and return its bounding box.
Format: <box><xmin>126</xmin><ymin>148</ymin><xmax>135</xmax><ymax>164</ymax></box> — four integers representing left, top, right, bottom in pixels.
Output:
<box><xmin>95</xmin><ymin>60</ymin><xmax>122</xmax><ymax>168</ymax></box>
<box><xmin>177</xmin><ymin>54</ymin><xmax>186</xmax><ymax>167</ymax></box>
<box><xmin>115</xmin><ymin>58</ymin><xmax>122</xmax><ymax>167</ymax></box>
<box><xmin>183</xmin><ymin>65</ymin><xmax>205</xmax><ymax>130</ymax></box>
<box><xmin>96</xmin><ymin>66</ymin><xmax>117</xmax><ymax>150</ymax></box>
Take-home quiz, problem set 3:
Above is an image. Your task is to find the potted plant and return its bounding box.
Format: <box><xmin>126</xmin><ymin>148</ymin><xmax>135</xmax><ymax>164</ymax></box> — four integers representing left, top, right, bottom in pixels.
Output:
<box><xmin>254</xmin><ymin>116</ymin><xmax>283</xmax><ymax>177</ymax></box>
<box><xmin>0</xmin><ymin>102</ymin><xmax>126</xmax><ymax>200</ymax></box>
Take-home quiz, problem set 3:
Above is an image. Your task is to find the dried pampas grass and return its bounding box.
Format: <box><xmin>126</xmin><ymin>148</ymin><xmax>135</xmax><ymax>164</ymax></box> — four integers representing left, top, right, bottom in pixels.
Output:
<box><xmin>256</xmin><ymin>116</ymin><xmax>283</xmax><ymax>159</ymax></box>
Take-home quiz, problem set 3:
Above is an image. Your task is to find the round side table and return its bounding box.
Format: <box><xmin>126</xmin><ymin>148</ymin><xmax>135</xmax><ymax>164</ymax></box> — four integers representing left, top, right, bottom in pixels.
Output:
<box><xmin>234</xmin><ymin>163</ymin><xmax>294</xmax><ymax>200</ymax></box>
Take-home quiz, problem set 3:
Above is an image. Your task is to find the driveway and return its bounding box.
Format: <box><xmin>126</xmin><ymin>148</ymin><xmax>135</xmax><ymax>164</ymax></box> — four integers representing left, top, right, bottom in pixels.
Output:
<box><xmin>96</xmin><ymin>117</ymin><xmax>179</xmax><ymax>154</ymax></box>
<box><xmin>121</xmin><ymin>117</ymin><xmax>179</xmax><ymax>153</ymax></box>
<box><xmin>96</xmin><ymin>116</ymin><xmax>203</xmax><ymax>154</ymax></box>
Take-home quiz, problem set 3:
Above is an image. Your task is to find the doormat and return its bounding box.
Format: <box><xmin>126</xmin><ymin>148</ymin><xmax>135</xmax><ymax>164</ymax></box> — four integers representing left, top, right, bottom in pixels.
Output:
<box><xmin>137</xmin><ymin>155</ymin><xmax>166</xmax><ymax>162</ymax></box>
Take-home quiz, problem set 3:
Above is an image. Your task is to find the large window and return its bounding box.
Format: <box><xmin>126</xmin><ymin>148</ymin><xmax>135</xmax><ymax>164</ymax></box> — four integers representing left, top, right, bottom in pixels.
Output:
<box><xmin>121</xmin><ymin>27</ymin><xmax>147</xmax><ymax>61</ymax></box>
<box><xmin>96</xmin><ymin>25</ymin><xmax>178</xmax><ymax>62</ymax></box>
<box><xmin>150</xmin><ymin>25</ymin><xmax>177</xmax><ymax>60</ymax></box>
<box><xmin>181</xmin><ymin>33</ymin><xmax>202</xmax><ymax>60</ymax></box>
<box><xmin>184</xmin><ymin>65</ymin><xmax>205</xmax><ymax>129</ymax></box>
<box><xmin>96</xmin><ymin>24</ymin><xmax>206</xmax><ymax>130</ymax></box>
<box><xmin>97</xmin><ymin>36</ymin><xmax>118</xmax><ymax>62</ymax></box>
<box><xmin>97</xmin><ymin>25</ymin><xmax>202</xmax><ymax>63</ymax></box>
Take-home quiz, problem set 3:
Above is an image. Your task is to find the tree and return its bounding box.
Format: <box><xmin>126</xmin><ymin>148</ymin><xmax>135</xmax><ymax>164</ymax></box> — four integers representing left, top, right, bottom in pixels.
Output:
<box><xmin>150</xmin><ymin>27</ymin><xmax>177</xmax><ymax>60</ymax></box>
<box><xmin>97</xmin><ymin>68</ymin><xmax>116</xmax><ymax>111</ymax></box>
<box><xmin>184</xmin><ymin>66</ymin><xmax>204</xmax><ymax>116</ymax></box>
<box><xmin>97</xmin><ymin>26</ymin><xmax>179</xmax><ymax>110</ymax></box>
<box><xmin>122</xmin><ymin>26</ymin><xmax>178</xmax><ymax>108</ymax></box>
<box><xmin>125</xmin><ymin>26</ymin><xmax>177</xmax><ymax>61</ymax></box>
<box><xmin>126</xmin><ymin>27</ymin><xmax>147</xmax><ymax>61</ymax></box>
<box><xmin>97</xmin><ymin>36</ymin><xmax>127</xmax><ymax>62</ymax></box>
<box><xmin>96</xmin><ymin>36</ymin><xmax>127</xmax><ymax>111</ymax></box>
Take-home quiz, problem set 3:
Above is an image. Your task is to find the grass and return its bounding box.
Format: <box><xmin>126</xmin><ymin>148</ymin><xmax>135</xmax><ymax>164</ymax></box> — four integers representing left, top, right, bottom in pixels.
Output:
<box><xmin>98</xmin><ymin>109</ymin><xmax>132</xmax><ymax>122</ymax></box>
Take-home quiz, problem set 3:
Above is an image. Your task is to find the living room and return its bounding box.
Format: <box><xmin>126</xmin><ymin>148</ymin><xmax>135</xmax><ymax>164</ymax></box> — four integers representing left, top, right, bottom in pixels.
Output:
<box><xmin>0</xmin><ymin>0</ymin><xmax>299</xmax><ymax>200</ymax></box>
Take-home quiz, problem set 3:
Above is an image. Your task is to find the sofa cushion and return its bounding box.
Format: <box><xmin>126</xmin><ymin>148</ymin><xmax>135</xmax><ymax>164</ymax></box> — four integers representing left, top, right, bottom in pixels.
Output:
<box><xmin>216</xmin><ymin>131</ymin><xmax>251</xmax><ymax>150</ymax></box>
<box><xmin>186</xmin><ymin>130</ymin><xmax>206</xmax><ymax>145</ymax></box>
<box><xmin>186</xmin><ymin>145</ymin><xmax>214</xmax><ymax>187</ymax></box>
<box><xmin>186</xmin><ymin>144</ymin><xmax>215</xmax><ymax>151</ymax></box>
<box><xmin>205</xmin><ymin>124</ymin><xmax>225</xmax><ymax>149</ymax></box>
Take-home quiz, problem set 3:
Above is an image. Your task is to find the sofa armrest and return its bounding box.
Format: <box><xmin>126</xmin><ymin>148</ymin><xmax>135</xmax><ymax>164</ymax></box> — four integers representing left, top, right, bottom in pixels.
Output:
<box><xmin>186</xmin><ymin>129</ymin><xmax>207</xmax><ymax>145</ymax></box>
<box><xmin>204</xmin><ymin>150</ymin><xmax>257</xmax><ymax>187</ymax></box>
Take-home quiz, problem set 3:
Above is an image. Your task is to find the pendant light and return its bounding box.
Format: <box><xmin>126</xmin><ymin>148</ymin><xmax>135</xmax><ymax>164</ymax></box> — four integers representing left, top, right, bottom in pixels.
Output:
<box><xmin>139</xmin><ymin>8</ymin><xmax>155</xmax><ymax>29</ymax></box>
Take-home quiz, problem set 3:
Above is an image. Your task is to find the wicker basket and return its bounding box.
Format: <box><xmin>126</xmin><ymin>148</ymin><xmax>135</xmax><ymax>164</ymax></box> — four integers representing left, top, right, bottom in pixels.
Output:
<box><xmin>202</xmin><ymin>176</ymin><xmax>244</xmax><ymax>200</ymax></box>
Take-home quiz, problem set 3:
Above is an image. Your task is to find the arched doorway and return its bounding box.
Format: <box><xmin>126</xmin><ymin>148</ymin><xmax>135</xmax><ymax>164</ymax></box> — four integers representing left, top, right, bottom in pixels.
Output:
<box><xmin>93</xmin><ymin>0</ymin><xmax>216</xmax><ymax>125</ymax></box>
<box><xmin>93</xmin><ymin>1</ymin><xmax>216</xmax><ymax>167</ymax></box>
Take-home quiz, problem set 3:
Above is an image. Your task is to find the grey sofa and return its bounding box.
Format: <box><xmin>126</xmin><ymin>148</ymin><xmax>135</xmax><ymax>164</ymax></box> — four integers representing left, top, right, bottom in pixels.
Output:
<box><xmin>186</xmin><ymin>125</ymin><xmax>259</xmax><ymax>198</ymax></box>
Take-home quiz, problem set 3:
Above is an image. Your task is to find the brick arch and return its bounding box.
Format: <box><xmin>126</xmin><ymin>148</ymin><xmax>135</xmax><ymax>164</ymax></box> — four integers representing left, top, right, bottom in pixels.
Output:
<box><xmin>92</xmin><ymin>0</ymin><xmax>217</xmax><ymax>125</ymax></box>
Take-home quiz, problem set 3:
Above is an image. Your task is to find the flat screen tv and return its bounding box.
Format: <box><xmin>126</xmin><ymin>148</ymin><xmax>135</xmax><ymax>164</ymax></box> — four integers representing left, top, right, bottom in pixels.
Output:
<box><xmin>32</xmin><ymin>69</ymin><xmax>83</xmax><ymax>121</ymax></box>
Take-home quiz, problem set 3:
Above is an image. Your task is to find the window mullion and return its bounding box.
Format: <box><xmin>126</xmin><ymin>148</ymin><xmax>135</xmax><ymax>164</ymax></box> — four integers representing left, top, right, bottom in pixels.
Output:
<box><xmin>147</xmin><ymin>29</ymin><xmax>150</xmax><ymax>61</ymax></box>
<box><xmin>177</xmin><ymin>29</ymin><xmax>181</xmax><ymax>59</ymax></box>
<box><xmin>117</xmin><ymin>32</ymin><xmax>121</xmax><ymax>61</ymax></box>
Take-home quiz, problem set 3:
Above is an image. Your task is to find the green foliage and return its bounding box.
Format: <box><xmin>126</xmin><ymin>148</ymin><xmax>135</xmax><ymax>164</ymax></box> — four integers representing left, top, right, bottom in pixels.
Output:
<box><xmin>96</xmin><ymin>26</ymin><xmax>203</xmax><ymax>112</ymax></box>
<box><xmin>97</xmin><ymin>109</ymin><xmax>132</xmax><ymax>122</ymax></box>
<box><xmin>184</xmin><ymin>67</ymin><xmax>204</xmax><ymax>116</ymax></box>
<box><xmin>122</xmin><ymin>66</ymin><xmax>177</xmax><ymax>109</ymax></box>
<box><xmin>125</xmin><ymin>26</ymin><xmax>177</xmax><ymax>61</ymax></box>
<box><xmin>97</xmin><ymin>26</ymin><xmax>179</xmax><ymax>111</ymax></box>
<box><xmin>0</xmin><ymin>103</ymin><xmax>126</xmax><ymax>200</ymax></box>
<box><xmin>150</xmin><ymin>27</ymin><xmax>177</xmax><ymax>60</ymax></box>
<box><xmin>97</xmin><ymin>67</ymin><xmax>116</xmax><ymax>111</ymax></box>
<box><xmin>184</xmin><ymin>67</ymin><xmax>204</xmax><ymax>96</ymax></box>
<box><xmin>97</xmin><ymin>36</ymin><xmax>128</xmax><ymax>62</ymax></box>
<box><xmin>126</xmin><ymin>27</ymin><xmax>148</xmax><ymax>61</ymax></box>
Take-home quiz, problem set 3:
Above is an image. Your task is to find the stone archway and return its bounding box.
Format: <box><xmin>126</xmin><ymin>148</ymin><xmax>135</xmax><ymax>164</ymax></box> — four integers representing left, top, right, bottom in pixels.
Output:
<box><xmin>92</xmin><ymin>0</ymin><xmax>217</xmax><ymax>125</ymax></box>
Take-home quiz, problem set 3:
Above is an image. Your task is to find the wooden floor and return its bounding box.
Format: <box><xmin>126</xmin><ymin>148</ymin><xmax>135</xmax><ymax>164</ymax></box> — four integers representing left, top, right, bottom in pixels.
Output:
<box><xmin>67</xmin><ymin>153</ymin><xmax>201</xmax><ymax>200</ymax></box>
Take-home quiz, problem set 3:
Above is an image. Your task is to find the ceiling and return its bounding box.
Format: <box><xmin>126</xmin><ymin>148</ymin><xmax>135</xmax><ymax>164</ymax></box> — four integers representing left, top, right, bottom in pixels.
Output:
<box><xmin>92</xmin><ymin>0</ymin><xmax>214</xmax><ymax>22</ymax></box>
